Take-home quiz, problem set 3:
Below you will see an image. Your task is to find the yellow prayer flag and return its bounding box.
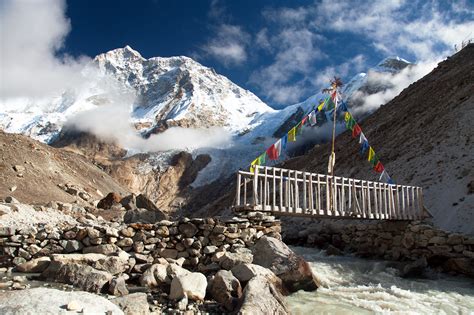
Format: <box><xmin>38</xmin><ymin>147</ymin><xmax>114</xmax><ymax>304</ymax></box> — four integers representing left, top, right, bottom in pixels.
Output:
<box><xmin>368</xmin><ymin>147</ymin><xmax>375</xmax><ymax>162</ymax></box>
<box><xmin>288</xmin><ymin>127</ymin><xmax>296</xmax><ymax>142</ymax></box>
<box><xmin>250</xmin><ymin>158</ymin><xmax>258</xmax><ymax>173</ymax></box>
<box><xmin>344</xmin><ymin>112</ymin><xmax>351</xmax><ymax>122</ymax></box>
<box><xmin>317</xmin><ymin>101</ymin><xmax>324</xmax><ymax>112</ymax></box>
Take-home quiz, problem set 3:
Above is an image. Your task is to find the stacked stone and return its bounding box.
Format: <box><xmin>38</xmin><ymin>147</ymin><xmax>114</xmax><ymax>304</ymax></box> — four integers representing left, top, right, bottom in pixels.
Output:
<box><xmin>303</xmin><ymin>220</ymin><xmax>474</xmax><ymax>277</ymax></box>
<box><xmin>0</xmin><ymin>214</ymin><xmax>281</xmax><ymax>273</ymax></box>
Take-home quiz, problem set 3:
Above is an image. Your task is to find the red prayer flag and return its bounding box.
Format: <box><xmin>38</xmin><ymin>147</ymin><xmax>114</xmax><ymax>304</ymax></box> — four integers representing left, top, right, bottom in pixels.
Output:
<box><xmin>266</xmin><ymin>144</ymin><xmax>279</xmax><ymax>160</ymax></box>
<box><xmin>301</xmin><ymin>116</ymin><xmax>308</xmax><ymax>125</ymax></box>
<box><xmin>352</xmin><ymin>124</ymin><xmax>362</xmax><ymax>138</ymax></box>
<box><xmin>374</xmin><ymin>161</ymin><xmax>384</xmax><ymax>173</ymax></box>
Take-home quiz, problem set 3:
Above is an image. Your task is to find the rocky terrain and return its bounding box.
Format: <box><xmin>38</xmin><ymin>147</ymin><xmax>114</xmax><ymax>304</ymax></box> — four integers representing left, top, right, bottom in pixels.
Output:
<box><xmin>0</xmin><ymin>191</ymin><xmax>318</xmax><ymax>314</ymax></box>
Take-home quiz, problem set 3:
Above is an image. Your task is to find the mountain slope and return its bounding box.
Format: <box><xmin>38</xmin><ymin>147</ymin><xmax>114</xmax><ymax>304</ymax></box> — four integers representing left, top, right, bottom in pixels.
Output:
<box><xmin>0</xmin><ymin>130</ymin><xmax>128</xmax><ymax>205</ymax></box>
<box><xmin>281</xmin><ymin>44</ymin><xmax>474</xmax><ymax>234</ymax></box>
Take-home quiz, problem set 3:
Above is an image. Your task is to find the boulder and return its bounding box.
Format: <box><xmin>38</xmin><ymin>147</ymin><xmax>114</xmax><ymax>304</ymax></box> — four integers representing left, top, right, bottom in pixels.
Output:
<box><xmin>252</xmin><ymin>236</ymin><xmax>318</xmax><ymax>292</ymax></box>
<box><xmin>220</xmin><ymin>250</ymin><xmax>253</xmax><ymax>270</ymax></box>
<box><xmin>41</xmin><ymin>261</ymin><xmax>113</xmax><ymax>293</ymax></box>
<box><xmin>238</xmin><ymin>275</ymin><xmax>289</xmax><ymax>315</ymax></box>
<box><xmin>97</xmin><ymin>192</ymin><xmax>122</xmax><ymax>209</ymax></box>
<box><xmin>209</xmin><ymin>270</ymin><xmax>242</xmax><ymax>311</ymax></box>
<box><xmin>139</xmin><ymin>264</ymin><xmax>168</xmax><ymax>288</ymax></box>
<box><xmin>111</xmin><ymin>293</ymin><xmax>150</xmax><ymax>315</ymax></box>
<box><xmin>124</xmin><ymin>209</ymin><xmax>166</xmax><ymax>224</ymax></box>
<box><xmin>83</xmin><ymin>244</ymin><xmax>118</xmax><ymax>255</ymax></box>
<box><xmin>0</xmin><ymin>288</ymin><xmax>123</xmax><ymax>314</ymax></box>
<box><xmin>16</xmin><ymin>257</ymin><xmax>51</xmax><ymax>273</ymax></box>
<box><xmin>169</xmin><ymin>272</ymin><xmax>207</xmax><ymax>301</ymax></box>
<box><xmin>326</xmin><ymin>245</ymin><xmax>343</xmax><ymax>256</ymax></box>
<box><xmin>136</xmin><ymin>194</ymin><xmax>164</xmax><ymax>214</ymax></box>
<box><xmin>51</xmin><ymin>253</ymin><xmax>127</xmax><ymax>275</ymax></box>
<box><xmin>231</xmin><ymin>263</ymin><xmax>276</xmax><ymax>283</ymax></box>
<box><xmin>109</xmin><ymin>276</ymin><xmax>129</xmax><ymax>296</ymax></box>
<box><xmin>178</xmin><ymin>222</ymin><xmax>198</xmax><ymax>238</ymax></box>
<box><xmin>120</xmin><ymin>194</ymin><xmax>137</xmax><ymax>210</ymax></box>
<box><xmin>442</xmin><ymin>258</ymin><xmax>474</xmax><ymax>277</ymax></box>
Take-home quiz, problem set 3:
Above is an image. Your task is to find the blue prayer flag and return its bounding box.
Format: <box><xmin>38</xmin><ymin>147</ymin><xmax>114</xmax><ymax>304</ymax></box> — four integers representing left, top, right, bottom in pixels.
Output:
<box><xmin>281</xmin><ymin>134</ymin><xmax>288</xmax><ymax>149</ymax></box>
<box><xmin>360</xmin><ymin>140</ymin><xmax>369</xmax><ymax>155</ymax></box>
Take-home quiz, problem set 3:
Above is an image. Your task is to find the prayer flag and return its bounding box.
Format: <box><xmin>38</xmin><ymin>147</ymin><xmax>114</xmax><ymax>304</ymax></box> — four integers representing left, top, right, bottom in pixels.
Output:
<box><xmin>344</xmin><ymin>112</ymin><xmax>351</xmax><ymax>123</ymax></box>
<box><xmin>309</xmin><ymin>111</ymin><xmax>317</xmax><ymax>126</ymax></box>
<box><xmin>346</xmin><ymin>116</ymin><xmax>356</xmax><ymax>130</ymax></box>
<box><xmin>317</xmin><ymin>101</ymin><xmax>325</xmax><ymax>112</ymax></box>
<box><xmin>324</xmin><ymin>96</ymin><xmax>335</xmax><ymax>111</ymax></box>
<box><xmin>368</xmin><ymin>147</ymin><xmax>375</xmax><ymax>162</ymax></box>
<box><xmin>281</xmin><ymin>134</ymin><xmax>288</xmax><ymax>149</ymax></box>
<box><xmin>360</xmin><ymin>139</ymin><xmax>369</xmax><ymax>155</ymax></box>
<box><xmin>379</xmin><ymin>170</ymin><xmax>386</xmax><ymax>181</ymax></box>
<box><xmin>352</xmin><ymin>124</ymin><xmax>362</xmax><ymax>138</ymax></box>
<box><xmin>359</xmin><ymin>132</ymin><xmax>367</xmax><ymax>144</ymax></box>
<box><xmin>374</xmin><ymin>161</ymin><xmax>384</xmax><ymax>173</ymax></box>
<box><xmin>250</xmin><ymin>158</ymin><xmax>258</xmax><ymax>173</ymax></box>
<box><xmin>337</xmin><ymin>100</ymin><xmax>348</xmax><ymax>113</ymax></box>
<box><xmin>257</xmin><ymin>153</ymin><xmax>266</xmax><ymax>165</ymax></box>
<box><xmin>288</xmin><ymin>127</ymin><xmax>296</xmax><ymax>142</ymax></box>
<box><xmin>325</xmin><ymin>108</ymin><xmax>335</xmax><ymax>122</ymax></box>
<box><xmin>330</xmin><ymin>90</ymin><xmax>337</xmax><ymax>102</ymax></box>
<box><xmin>388</xmin><ymin>177</ymin><xmax>395</xmax><ymax>185</ymax></box>
<box><xmin>266</xmin><ymin>139</ymin><xmax>282</xmax><ymax>161</ymax></box>
<box><xmin>296</xmin><ymin>122</ymin><xmax>303</xmax><ymax>135</ymax></box>
<box><xmin>370</xmin><ymin>152</ymin><xmax>379</xmax><ymax>166</ymax></box>
<box><xmin>301</xmin><ymin>116</ymin><xmax>308</xmax><ymax>126</ymax></box>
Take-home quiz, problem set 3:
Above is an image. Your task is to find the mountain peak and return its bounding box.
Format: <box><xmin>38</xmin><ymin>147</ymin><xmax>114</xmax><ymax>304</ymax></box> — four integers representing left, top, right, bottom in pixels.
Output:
<box><xmin>375</xmin><ymin>56</ymin><xmax>412</xmax><ymax>72</ymax></box>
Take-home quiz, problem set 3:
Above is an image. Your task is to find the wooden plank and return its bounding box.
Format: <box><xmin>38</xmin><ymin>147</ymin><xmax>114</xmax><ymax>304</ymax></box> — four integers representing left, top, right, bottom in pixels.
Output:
<box><xmin>236</xmin><ymin>173</ymin><xmax>241</xmax><ymax>206</ymax></box>
<box><xmin>317</xmin><ymin>174</ymin><xmax>322</xmax><ymax>214</ymax></box>
<box><xmin>279</xmin><ymin>169</ymin><xmax>283</xmax><ymax>212</ymax></box>
<box><xmin>325</xmin><ymin>175</ymin><xmax>330</xmax><ymax>215</ymax></box>
<box><xmin>309</xmin><ymin>174</ymin><xmax>314</xmax><ymax>214</ymax></box>
<box><xmin>294</xmin><ymin>170</ymin><xmax>299</xmax><ymax>212</ymax></box>
<box><xmin>272</xmin><ymin>167</ymin><xmax>276</xmax><ymax>211</ymax></box>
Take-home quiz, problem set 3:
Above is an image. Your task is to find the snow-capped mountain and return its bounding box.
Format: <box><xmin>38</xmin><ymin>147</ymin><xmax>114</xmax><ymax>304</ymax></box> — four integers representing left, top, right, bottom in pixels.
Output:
<box><xmin>0</xmin><ymin>47</ymin><xmax>413</xmax><ymax>188</ymax></box>
<box><xmin>0</xmin><ymin>46</ymin><xmax>274</xmax><ymax>144</ymax></box>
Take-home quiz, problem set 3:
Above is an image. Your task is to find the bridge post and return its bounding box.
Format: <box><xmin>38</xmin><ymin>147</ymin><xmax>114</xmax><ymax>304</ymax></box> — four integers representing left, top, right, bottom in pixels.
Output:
<box><xmin>236</xmin><ymin>172</ymin><xmax>241</xmax><ymax>206</ymax></box>
<box><xmin>253</xmin><ymin>166</ymin><xmax>259</xmax><ymax>207</ymax></box>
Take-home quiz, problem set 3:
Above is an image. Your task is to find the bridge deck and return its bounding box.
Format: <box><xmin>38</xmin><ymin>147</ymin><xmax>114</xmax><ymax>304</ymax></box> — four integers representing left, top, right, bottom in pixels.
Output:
<box><xmin>234</xmin><ymin>166</ymin><xmax>425</xmax><ymax>221</ymax></box>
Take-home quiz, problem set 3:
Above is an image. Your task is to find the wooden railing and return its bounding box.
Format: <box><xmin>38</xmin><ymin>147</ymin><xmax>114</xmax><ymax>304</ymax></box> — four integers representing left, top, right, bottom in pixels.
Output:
<box><xmin>234</xmin><ymin>166</ymin><xmax>424</xmax><ymax>220</ymax></box>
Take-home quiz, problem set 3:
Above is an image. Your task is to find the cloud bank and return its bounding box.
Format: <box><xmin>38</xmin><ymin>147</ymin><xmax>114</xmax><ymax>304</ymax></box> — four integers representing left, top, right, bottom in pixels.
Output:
<box><xmin>0</xmin><ymin>0</ymin><xmax>91</xmax><ymax>99</ymax></box>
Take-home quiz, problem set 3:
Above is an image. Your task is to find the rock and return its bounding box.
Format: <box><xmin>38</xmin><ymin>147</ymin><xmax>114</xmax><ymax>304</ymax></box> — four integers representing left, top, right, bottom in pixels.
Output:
<box><xmin>41</xmin><ymin>261</ymin><xmax>113</xmax><ymax>293</ymax></box>
<box><xmin>178</xmin><ymin>222</ymin><xmax>198</xmax><ymax>238</ymax></box>
<box><xmin>50</xmin><ymin>253</ymin><xmax>127</xmax><ymax>275</ymax></box>
<box><xmin>111</xmin><ymin>293</ymin><xmax>150</xmax><ymax>315</ymax></box>
<box><xmin>136</xmin><ymin>194</ymin><xmax>164</xmax><ymax>214</ymax></box>
<box><xmin>124</xmin><ymin>209</ymin><xmax>165</xmax><ymax>224</ymax></box>
<box><xmin>0</xmin><ymin>288</ymin><xmax>123</xmax><ymax>314</ymax></box>
<box><xmin>239</xmin><ymin>275</ymin><xmax>289</xmax><ymax>315</ymax></box>
<box><xmin>442</xmin><ymin>258</ymin><xmax>474</xmax><ymax>277</ymax></box>
<box><xmin>16</xmin><ymin>257</ymin><xmax>51</xmax><ymax>273</ymax></box>
<box><xmin>203</xmin><ymin>245</ymin><xmax>218</xmax><ymax>254</ymax></box>
<box><xmin>120</xmin><ymin>194</ymin><xmax>137</xmax><ymax>210</ymax></box>
<box><xmin>220</xmin><ymin>250</ymin><xmax>253</xmax><ymax>270</ymax></box>
<box><xmin>252</xmin><ymin>236</ymin><xmax>318</xmax><ymax>292</ymax></box>
<box><xmin>0</xmin><ymin>227</ymin><xmax>16</xmax><ymax>236</ymax></box>
<box><xmin>156</xmin><ymin>248</ymin><xmax>178</xmax><ymax>259</ymax></box>
<box><xmin>13</xmin><ymin>165</ymin><xmax>25</xmax><ymax>173</ymax></box>
<box><xmin>109</xmin><ymin>277</ymin><xmax>129</xmax><ymax>296</ymax></box>
<box><xmin>169</xmin><ymin>272</ymin><xmax>207</xmax><ymax>301</ymax></box>
<box><xmin>176</xmin><ymin>295</ymin><xmax>188</xmax><ymax>311</ymax></box>
<box><xmin>139</xmin><ymin>264</ymin><xmax>168</xmax><ymax>288</ymax></box>
<box><xmin>61</xmin><ymin>240</ymin><xmax>83</xmax><ymax>253</ymax></box>
<box><xmin>231</xmin><ymin>263</ymin><xmax>276</xmax><ymax>283</ymax></box>
<box><xmin>97</xmin><ymin>192</ymin><xmax>122</xmax><ymax>210</ymax></box>
<box><xmin>83</xmin><ymin>244</ymin><xmax>118</xmax><ymax>255</ymax></box>
<box><xmin>67</xmin><ymin>300</ymin><xmax>81</xmax><ymax>311</ymax></box>
<box><xmin>401</xmin><ymin>257</ymin><xmax>428</xmax><ymax>278</ymax></box>
<box><xmin>166</xmin><ymin>263</ymin><xmax>190</xmax><ymax>282</ymax></box>
<box><xmin>209</xmin><ymin>270</ymin><xmax>242</xmax><ymax>311</ymax></box>
<box><xmin>326</xmin><ymin>245</ymin><xmax>343</xmax><ymax>256</ymax></box>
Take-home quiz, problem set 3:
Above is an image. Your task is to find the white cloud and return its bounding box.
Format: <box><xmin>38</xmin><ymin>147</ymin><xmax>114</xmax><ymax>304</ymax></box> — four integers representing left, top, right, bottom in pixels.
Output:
<box><xmin>202</xmin><ymin>24</ymin><xmax>250</xmax><ymax>66</ymax></box>
<box><xmin>0</xmin><ymin>0</ymin><xmax>91</xmax><ymax>99</ymax></box>
<box><xmin>66</xmin><ymin>91</ymin><xmax>232</xmax><ymax>152</ymax></box>
<box><xmin>251</xmin><ymin>28</ymin><xmax>326</xmax><ymax>105</ymax></box>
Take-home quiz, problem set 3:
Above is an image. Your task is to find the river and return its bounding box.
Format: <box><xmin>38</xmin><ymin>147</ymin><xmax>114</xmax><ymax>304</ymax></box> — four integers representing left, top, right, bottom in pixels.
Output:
<box><xmin>287</xmin><ymin>247</ymin><xmax>474</xmax><ymax>315</ymax></box>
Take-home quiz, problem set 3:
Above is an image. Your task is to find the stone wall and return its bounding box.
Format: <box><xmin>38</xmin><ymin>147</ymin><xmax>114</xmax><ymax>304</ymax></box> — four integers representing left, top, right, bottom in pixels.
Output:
<box><xmin>0</xmin><ymin>212</ymin><xmax>281</xmax><ymax>273</ymax></box>
<box><xmin>289</xmin><ymin>220</ymin><xmax>474</xmax><ymax>278</ymax></box>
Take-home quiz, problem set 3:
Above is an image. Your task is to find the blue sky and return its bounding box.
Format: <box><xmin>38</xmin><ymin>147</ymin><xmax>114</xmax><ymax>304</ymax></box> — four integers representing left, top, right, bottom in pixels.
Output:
<box><xmin>1</xmin><ymin>0</ymin><xmax>473</xmax><ymax>108</ymax></box>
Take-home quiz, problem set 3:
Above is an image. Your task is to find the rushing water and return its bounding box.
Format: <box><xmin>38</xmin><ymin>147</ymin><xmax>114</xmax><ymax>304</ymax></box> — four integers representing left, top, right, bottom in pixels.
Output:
<box><xmin>287</xmin><ymin>247</ymin><xmax>474</xmax><ymax>315</ymax></box>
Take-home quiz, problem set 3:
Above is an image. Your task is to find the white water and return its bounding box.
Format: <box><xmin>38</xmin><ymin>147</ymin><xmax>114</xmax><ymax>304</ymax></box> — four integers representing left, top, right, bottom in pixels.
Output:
<box><xmin>287</xmin><ymin>247</ymin><xmax>474</xmax><ymax>315</ymax></box>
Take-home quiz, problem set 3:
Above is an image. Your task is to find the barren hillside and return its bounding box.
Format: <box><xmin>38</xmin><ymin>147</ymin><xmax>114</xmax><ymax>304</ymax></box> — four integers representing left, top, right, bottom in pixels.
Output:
<box><xmin>0</xmin><ymin>130</ymin><xmax>128</xmax><ymax>204</ymax></box>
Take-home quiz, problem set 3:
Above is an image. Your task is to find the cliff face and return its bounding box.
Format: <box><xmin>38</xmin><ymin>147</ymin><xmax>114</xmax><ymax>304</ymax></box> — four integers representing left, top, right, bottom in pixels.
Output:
<box><xmin>281</xmin><ymin>45</ymin><xmax>474</xmax><ymax>234</ymax></box>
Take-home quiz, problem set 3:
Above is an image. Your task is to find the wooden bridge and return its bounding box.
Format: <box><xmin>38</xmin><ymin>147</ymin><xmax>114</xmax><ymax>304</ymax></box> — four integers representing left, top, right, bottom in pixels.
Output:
<box><xmin>234</xmin><ymin>166</ymin><xmax>427</xmax><ymax>220</ymax></box>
